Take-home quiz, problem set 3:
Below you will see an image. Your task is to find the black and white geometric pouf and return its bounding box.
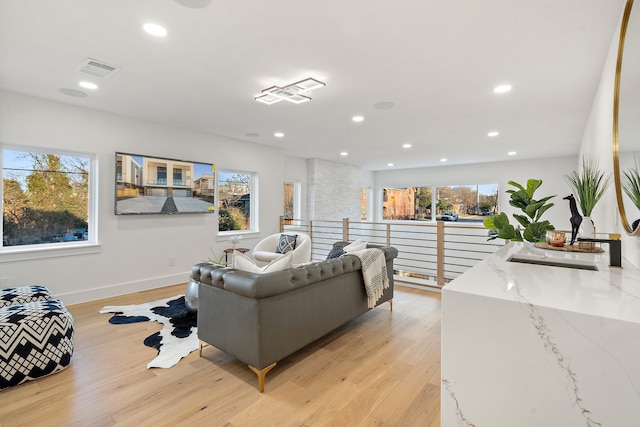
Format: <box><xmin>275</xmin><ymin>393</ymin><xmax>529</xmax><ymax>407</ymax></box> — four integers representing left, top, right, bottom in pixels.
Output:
<box><xmin>0</xmin><ymin>285</ymin><xmax>54</xmax><ymax>308</ymax></box>
<box><xmin>0</xmin><ymin>299</ymin><xmax>74</xmax><ymax>390</ymax></box>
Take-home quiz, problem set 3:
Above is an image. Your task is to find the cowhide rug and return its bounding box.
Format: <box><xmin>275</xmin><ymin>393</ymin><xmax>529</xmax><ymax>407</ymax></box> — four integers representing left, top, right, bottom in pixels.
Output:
<box><xmin>99</xmin><ymin>295</ymin><xmax>198</xmax><ymax>369</ymax></box>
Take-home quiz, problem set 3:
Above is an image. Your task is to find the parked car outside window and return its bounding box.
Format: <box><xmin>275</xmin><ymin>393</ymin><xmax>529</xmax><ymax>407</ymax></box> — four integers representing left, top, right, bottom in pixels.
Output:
<box><xmin>440</xmin><ymin>212</ymin><xmax>459</xmax><ymax>221</ymax></box>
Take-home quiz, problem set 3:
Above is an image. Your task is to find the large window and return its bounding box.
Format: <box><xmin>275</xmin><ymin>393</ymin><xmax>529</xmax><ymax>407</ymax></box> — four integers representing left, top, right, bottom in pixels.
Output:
<box><xmin>283</xmin><ymin>180</ymin><xmax>301</xmax><ymax>222</ymax></box>
<box><xmin>284</xmin><ymin>181</ymin><xmax>294</xmax><ymax>220</ymax></box>
<box><xmin>2</xmin><ymin>146</ymin><xmax>95</xmax><ymax>249</ymax></box>
<box><xmin>382</xmin><ymin>184</ymin><xmax>498</xmax><ymax>222</ymax></box>
<box><xmin>218</xmin><ymin>171</ymin><xmax>256</xmax><ymax>232</ymax></box>
<box><xmin>360</xmin><ymin>187</ymin><xmax>373</xmax><ymax>220</ymax></box>
<box><xmin>156</xmin><ymin>166</ymin><xmax>167</xmax><ymax>185</ymax></box>
<box><xmin>382</xmin><ymin>187</ymin><xmax>432</xmax><ymax>220</ymax></box>
<box><xmin>173</xmin><ymin>168</ymin><xmax>183</xmax><ymax>186</ymax></box>
<box><xmin>436</xmin><ymin>185</ymin><xmax>498</xmax><ymax>219</ymax></box>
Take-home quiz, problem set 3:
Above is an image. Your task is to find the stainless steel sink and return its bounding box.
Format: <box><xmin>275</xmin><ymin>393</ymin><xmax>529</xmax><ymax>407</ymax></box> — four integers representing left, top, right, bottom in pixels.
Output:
<box><xmin>507</xmin><ymin>253</ymin><xmax>598</xmax><ymax>271</ymax></box>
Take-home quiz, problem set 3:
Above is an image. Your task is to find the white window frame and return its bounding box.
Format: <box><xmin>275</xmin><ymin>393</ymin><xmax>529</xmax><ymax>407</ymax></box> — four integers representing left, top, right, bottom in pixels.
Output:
<box><xmin>379</xmin><ymin>186</ymin><xmax>433</xmax><ymax>222</ymax></box>
<box><xmin>361</xmin><ymin>187</ymin><xmax>373</xmax><ymax>221</ymax></box>
<box><xmin>217</xmin><ymin>169</ymin><xmax>258</xmax><ymax>236</ymax></box>
<box><xmin>0</xmin><ymin>144</ymin><xmax>99</xmax><ymax>261</ymax></box>
<box><xmin>284</xmin><ymin>179</ymin><xmax>301</xmax><ymax>220</ymax></box>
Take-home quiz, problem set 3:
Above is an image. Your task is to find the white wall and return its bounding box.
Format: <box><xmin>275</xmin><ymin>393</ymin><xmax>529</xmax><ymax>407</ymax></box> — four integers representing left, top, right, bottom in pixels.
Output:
<box><xmin>374</xmin><ymin>156</ymin><xmax>578</xmax><ymax>232</ymax></box>
<box><xmin>579</xmin><ymin>4</ymin><xmax>640</xmax><ymax>268</ymax></box>
<box><xmin>0</xmin><ymin>91</ymin><xmax>289</xmax><ymax>304</ymax></box>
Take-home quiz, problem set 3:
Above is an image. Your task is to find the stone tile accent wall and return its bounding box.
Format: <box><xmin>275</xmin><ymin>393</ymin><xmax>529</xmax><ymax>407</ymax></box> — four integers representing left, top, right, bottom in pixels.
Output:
<box><xmin>307</xmin><ymin>159</ymin><xmax>369</xmax><ymax>220</ymax></box>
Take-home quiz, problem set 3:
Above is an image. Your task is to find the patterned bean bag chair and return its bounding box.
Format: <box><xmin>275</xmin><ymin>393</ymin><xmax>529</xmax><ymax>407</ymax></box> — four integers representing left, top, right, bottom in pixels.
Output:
<box><xmin>0</xmin><ymin>296</ymin><xmax>74</xmax><ymax>390</ymax></box>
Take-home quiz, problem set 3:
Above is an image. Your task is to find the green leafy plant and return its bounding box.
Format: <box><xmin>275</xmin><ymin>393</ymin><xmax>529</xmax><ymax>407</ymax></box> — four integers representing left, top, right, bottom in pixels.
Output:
<box><xmin>564</xmin><ymin>156</ymin><xmax>611</xmax><ymax>217</ymax></box>
<box><xmin>204</xmin><ymin>248</ymin><xmax>228</xmax><ymax>266</ymax></box>
<box><xmin>622</xmin><ymin>167</ymin><xmax>640</xmax><ymax>211</ymax></box>
<box><xmin>483</xmin><ymin>179</ymin><xmax>556</xmax><ymax>242</ymax></box>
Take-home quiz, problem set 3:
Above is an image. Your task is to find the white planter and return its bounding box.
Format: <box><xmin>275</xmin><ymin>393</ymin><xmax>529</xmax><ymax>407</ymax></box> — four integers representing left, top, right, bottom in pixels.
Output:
<box><xmin>580</xmin><ymin>216</ymin><xmax>595</xmax><ymax>238</ymax></box>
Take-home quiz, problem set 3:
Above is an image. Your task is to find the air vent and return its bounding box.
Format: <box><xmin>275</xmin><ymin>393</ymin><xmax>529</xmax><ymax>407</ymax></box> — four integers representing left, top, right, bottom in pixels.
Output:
<box><xmin>76</xmin><ymin>58</ymin><xmax>119</xmax><ymax>78</ymax></box>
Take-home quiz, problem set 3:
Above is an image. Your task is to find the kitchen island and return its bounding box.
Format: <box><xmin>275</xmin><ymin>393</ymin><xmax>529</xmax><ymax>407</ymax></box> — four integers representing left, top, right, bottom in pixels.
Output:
<box><xmin>441</xmin><ymin>242</ymin><xmax>640</xmax><ymax>427</ymax></box>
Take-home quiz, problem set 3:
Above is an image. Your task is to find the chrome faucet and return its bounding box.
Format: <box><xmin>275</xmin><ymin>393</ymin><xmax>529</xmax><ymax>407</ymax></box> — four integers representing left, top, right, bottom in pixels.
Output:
<box><xmin>577</xmin><ymin>236</ymin><xmax>622</xmax><ymax>268</ymax></box>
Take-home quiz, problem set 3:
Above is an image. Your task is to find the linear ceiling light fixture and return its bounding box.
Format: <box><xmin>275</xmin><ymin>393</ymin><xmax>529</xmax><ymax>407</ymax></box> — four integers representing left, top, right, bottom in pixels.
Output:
<box><xmin>255</xmin><ymin>77</ymin><xmax>325</xmax><ymax>105</ymax></box>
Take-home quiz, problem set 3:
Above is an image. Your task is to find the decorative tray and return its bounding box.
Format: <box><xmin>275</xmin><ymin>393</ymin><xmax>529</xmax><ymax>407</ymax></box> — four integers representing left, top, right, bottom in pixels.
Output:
<box><xmin>534</xmin><ymin>242</ymin><xmax>604</xmax><ymax>253</ymax></box>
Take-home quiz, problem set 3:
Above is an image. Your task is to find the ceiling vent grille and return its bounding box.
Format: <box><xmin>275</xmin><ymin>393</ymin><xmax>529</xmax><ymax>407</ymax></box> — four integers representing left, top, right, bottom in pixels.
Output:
<box><xmin>76</xmin><ymin>58</ymin><xmax>119</xmax><ymax>78</ymax></box>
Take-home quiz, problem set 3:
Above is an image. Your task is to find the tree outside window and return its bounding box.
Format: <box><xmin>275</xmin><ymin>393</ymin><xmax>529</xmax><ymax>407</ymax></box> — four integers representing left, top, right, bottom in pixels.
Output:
<box><xmin>218</xmin><ymin>171</ymin><xmax>254</xmax><ymax>232</ymax></box>
<box><xmin>436</xmin><ymin>185</ymin><xmax>498</xmax><ymax>220</ymax></box>
<box><xmin>2</xmin><ymin>148</ymin><xmax>91</xmax><ymax>247</ymax></box>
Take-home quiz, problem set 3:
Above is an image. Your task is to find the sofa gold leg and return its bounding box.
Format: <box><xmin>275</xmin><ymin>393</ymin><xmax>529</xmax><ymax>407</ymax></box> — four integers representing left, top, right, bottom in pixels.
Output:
<box><xmin>248</xmin><ymin>363</ymin><xmax>277</xmax><ymax>393</ymax></box>
<box><xmin>389</xmin><ymin>298</ymin><xmax>393</xmax><ymax>311</ymax></box>
<box><xmin>199</xmin><ymin>340</ymin><xmax>208</xmax><ymax>357</ymax></box>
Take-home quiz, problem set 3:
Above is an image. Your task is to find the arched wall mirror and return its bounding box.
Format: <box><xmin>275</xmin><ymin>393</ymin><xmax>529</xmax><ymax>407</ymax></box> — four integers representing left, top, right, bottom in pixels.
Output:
<box><xmin>614</xmin><ymin>0</ymin><xmax>640</xmax><ymax>235</ymax></box>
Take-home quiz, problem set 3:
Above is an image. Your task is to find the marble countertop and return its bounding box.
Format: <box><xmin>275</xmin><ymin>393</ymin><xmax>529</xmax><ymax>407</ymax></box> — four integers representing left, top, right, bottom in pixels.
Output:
<box><xmin>442</xmin><ymin>242</ymin><xmax>640</xmax><ymax>426</ymax></box>
<box><xmin>443</xmin><ymin>242</ymin><xmax>640</xmax><ymax>324</ymax></box>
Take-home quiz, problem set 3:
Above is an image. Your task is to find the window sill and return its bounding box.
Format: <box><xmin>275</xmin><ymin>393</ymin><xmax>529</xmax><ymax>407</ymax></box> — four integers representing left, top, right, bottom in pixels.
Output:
<box><xmin>0</xmin><ymin>243</ymin><xmax>102</xmax><ymax>263</ymax></box>
<box><xmin>217</xmin><ymin>231</ymin><xmax>260</xmax><ymax>242</ymax></box>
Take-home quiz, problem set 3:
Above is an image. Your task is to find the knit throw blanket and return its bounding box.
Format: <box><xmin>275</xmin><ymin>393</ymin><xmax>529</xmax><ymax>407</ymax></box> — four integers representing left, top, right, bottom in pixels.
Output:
<box><xmin>349</xmin><ymin>248</ymin><xmax>390</xmax><ymax>308</ymax></box>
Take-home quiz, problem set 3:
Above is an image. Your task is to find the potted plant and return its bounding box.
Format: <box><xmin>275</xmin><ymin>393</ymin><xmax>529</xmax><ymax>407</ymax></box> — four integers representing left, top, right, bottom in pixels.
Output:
<box><xmin>564</xmin><ymin>156</ymin><xmax>611</xmax><ymax>237</ymax></box>
<box><xmin>186</xmin><ymin>249</ymin><xmax>230</xmax><ymax>312</ymax></box>
<box><xmin>484</xmin><ymin>179</ymin><xmax>556</xmax><ymax>243</ymax></box>
<box><xmin>622</xmin><ymin>166</ymin><xmax>640</xmax><ymax>230</ymax></box>
<box><xmin>205</xmin><ymin>248</ymin><xmax>228</xmax><ymax>266</ymax></box>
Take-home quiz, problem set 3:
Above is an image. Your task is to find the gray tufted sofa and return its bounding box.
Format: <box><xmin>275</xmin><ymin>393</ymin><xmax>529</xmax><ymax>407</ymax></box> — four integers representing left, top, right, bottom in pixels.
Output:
<box><xmin>192</xmin><ymin>244</ymin><xmax>397</xmax><ymax>392</ymax></box>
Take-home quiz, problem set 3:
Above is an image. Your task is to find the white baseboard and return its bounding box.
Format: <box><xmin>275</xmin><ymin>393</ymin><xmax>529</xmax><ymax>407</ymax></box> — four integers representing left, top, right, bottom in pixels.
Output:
<box><xmin>59</xmin><ymin>272</ymin><xmax>191</xmax><ymax>306</ymax></box>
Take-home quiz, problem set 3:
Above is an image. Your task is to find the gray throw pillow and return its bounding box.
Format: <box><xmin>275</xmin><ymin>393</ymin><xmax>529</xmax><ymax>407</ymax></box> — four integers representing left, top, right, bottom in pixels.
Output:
<box><xmin>276</xmin><ymin>234</ymin><xmax>297</xmax><ymax>254</ymax></box>
<box><xmin>326</xmin><ymin>242</ymin><xmax>348</xmax><ymax>260</ymax></box>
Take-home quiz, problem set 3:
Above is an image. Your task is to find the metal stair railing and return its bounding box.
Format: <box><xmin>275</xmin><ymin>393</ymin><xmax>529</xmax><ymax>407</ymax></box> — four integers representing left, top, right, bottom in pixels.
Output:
<box><xmin>279</xmin><ymin>216</ymin><xmax>504</xmax><ymax>290</ymax></box>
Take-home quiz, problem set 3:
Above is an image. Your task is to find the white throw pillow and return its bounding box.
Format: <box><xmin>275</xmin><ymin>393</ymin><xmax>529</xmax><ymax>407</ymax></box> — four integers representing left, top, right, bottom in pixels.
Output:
<box><xmin>343</xmin><ymin>239</ymin><xmax>367</xmax><ymax>252</ymax></box>
<box><xmin>233</xmin><ymin>251</ymin><xmax>293</xmax><ymax>273</ymax></box>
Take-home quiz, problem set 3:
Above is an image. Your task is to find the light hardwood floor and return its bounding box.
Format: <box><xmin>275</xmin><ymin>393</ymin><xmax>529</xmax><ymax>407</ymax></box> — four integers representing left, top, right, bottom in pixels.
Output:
<box><xmin>0</xmin><ymin>284</ymin><xmax>442</xmax><ymax>427</ymax></box>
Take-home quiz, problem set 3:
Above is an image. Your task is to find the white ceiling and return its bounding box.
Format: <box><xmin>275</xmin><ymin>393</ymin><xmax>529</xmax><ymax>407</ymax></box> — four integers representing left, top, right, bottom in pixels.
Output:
<box><xmin>0</xmin><ymin>0</ymin><xmax>626</xmax><ymax>170</ymax></box>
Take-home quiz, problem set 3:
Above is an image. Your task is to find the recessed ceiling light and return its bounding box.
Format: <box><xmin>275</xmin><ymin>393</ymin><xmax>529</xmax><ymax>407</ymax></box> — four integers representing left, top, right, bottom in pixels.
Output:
<box><xmin>508</xmin><ymin>151</ymin><xmax>517</xmax><ymax>156</ymax></box>
<box><xmin>402</xmin><ymin>143</ymin><xmax>412</xmax><ymax>149</ymax></box>
<box><xmin>440</xmin><ymin>158</ymin><xmax>448</xmax><ymax>162</ymax></box>
<box><xmin>79</xmin><ymin>81</ymin><xmax>98</xmax><ymax>90</ymax></box>
<box><xmin>387</xmin><ymin>163</ymin><xmax>394</xmax><ymax>167</ymax></box>
<box><xmin>352</xmin><ymin>116</ymin><xmax>364</xmax><ymax>122</ymax></box>
<box><xmin>487</xmin><ymin>131</ymin><xmax>499</xmax><ymax>137</ymax></box>
<box><xmin>494</xmin><ymin>84</ymin><xmax>512</xmax><ymax>94</ymax></box>
<box><xmin>340</xmin><ymin>152</ymin><xmax>348</xmax><ymax>156</ymax></box>
<box><xmin>58</xmin><ymin>88</ymin><xmax>88</xmax><ymax>98</ymax></box>
<box><xmin>274</xmin><ymin>132</ymin><xmax>284</xmax><ymax>138</ymax></box>
<box><xmin>143</xmin><ymin>23</ymin><xmax>168</xmax><ymax>37</ymax></box>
